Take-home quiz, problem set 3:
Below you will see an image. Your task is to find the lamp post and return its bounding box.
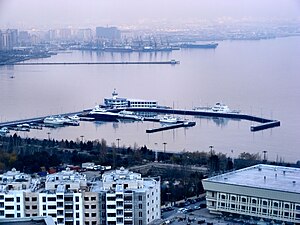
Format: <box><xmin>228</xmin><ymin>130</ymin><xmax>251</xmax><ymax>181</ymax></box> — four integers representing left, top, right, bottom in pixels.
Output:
<box><xmin>116</xmin><ymin>138</ymin><xmax>120</xmax><ymax>149</ymax></box>
<box><xmin>47</xmin><ymin>132</ymin><xmax>51</xmax><ymax>140</ymax></box>
<box><xmin>154</xmin><ymin>142</ymin><xmax>158</xmax><ymax>162</ymax></box>
<box><xmin>80</xmin><ymin>135</ymin><xmax>84</xmax><ymax>142</ymax></box>
<box><xmin>163</xmin><ymin>142</ymin><xmax>167</xmax><ymax>153</ymax></box>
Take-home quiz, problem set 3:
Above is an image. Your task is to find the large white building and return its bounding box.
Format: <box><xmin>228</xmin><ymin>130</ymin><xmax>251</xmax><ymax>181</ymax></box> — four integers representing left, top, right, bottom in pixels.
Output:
<box><xmin>104</xmin><ymin>89</ymin><xmax>158</xmax><ymax>109</ymax></box>
<box><xmin>91</xmin><ymin>167</ymin><xmax>161</xmax><ymax>225</ymax></box>
<box><xmin>1</xmin><ymin>167</ymin><xmax>161</xmax><ymax>225</ymax></box>
<box><xmin>202</xmin><ymin>164</ymin><xmax>300</xmax><ymax>224</ymax></box>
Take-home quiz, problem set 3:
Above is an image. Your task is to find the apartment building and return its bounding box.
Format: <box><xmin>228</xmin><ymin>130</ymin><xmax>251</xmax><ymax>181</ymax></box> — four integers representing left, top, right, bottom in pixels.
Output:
<box><xmin>0</xmin><ymin>167</ymin><xmax>161</xmax><ymax>225</ymax></box>
<box><xmin>92</xmin><ymin>167</ymin><xmax>161</xmax><ymax>225</ymax></box>
<box><xmin>202</xmin><ymin>164</ymin><xmax>300</xmax><ymax>224</ymax></box>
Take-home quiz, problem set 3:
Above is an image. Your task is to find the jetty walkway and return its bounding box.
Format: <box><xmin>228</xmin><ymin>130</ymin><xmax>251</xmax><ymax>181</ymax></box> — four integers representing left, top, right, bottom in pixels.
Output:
<box><xmin>8</xmin><ymin>60</ymin><xmax>179</xmax><ymax>66</ymax></box>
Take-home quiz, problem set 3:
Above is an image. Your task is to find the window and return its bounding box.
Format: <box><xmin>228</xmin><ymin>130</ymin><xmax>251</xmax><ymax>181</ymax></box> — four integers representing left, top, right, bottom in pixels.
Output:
<box><xmin>221</xmin><ymin>194</ymin><xmax>226</xmax><ymax>200</ymax></box>
<box><xmin>138</xmin><ymin>196</ymin><xmax>143</xmax><ymax>201</ymax></box>
<box><xmin>241</xmin><ymin>197</ymin><xmax>247</xmax><ymax>203</ymax></box>
<box><xmin>57</xmin><ymin>195</ymin><xmax>63</xmax><ymax>200</ymax></box>
<box><xmin>139</xmin><ymin>220</ymin><xmax>143</xmax><ymax>225</ymax></box>
<box><xmin>5</xmin><ymin>197</ymin><xmax>14</xmax><ymax>202</ymax></box>
<box><xmin>5</xmin><ymin>206</ymin><xmax>14</xmax><ymax>210</ymax></box>
<box><xmin>76</xmin><ymin>196</ymin><xmax>79</xmax><ymax>202</ymax></box>
<box><xmin>296</xmin><ymin>205</ymin><xmax>300</xmax><ymax>211</ymax></box>
<box><xmin>262</xmin><ymin>200</ymin><xmax>268</xmax><ymax>206</ymax></box>
<box><xmin>48</xmin><ymin>205</ymin><xmax>56</xmax><ymax>210</ymax></box>
<box><xmin>252</xmin><ymin>199</ymin><xmax>257</xmax><ymax>204</ymax></box>
<box><xmin>84</xmin><ymin>197</ymin><xmax>89</xmax><ymax>201</ymax></box>
<box><xmin>85</xmin><ymin>205</ymin><xmax>89</xmax><ymax>209</ymax></box>
<box><xmin>231</xmin><ymin>196</ymin><xmax>236</xmax><ymax>201</ymax></box>
<box><xmin>47</xmin><ymin>197</ymin><xmax>56</xmax><ymax>201</ymax></box>
<box><xmin>85</xmin><ymin>213</ymin><xmax>89</xmax><ymax>218</ymax></box>
<box><xmin>262</xmin><ymin>209</ymin><xmax>267</xmax><ymax>214</ymax></box>
<box><xmin>76</xmin><ymin>213</ymin><xmax>79</xmax><ymax>218</ymax></box>
<box><xmin>284</xmin><ymin>212</ymin><xmax>289</xmax><ymax>217</ymax></box>
<box><xmin>0</xmin><ymin>195</ymin><xmax>3</xmax><ymax>200</ymax></box>
<box><xmin>91</xmin><ymin>197</ymin><xmax>96</xmax><ymax>201</ymax></box>
<box><xmin>139</xmin><ymin>204</ymin><xmax>142</xmax><ymax>209</ymax></box>
<box><xmin>285</xmin><ymin>203</ymin><xmax>290</xmax><ymax>209</ymax></box>
<box><xmin>25</xmin><ymin>206</ymin><xmax>30</xmax><ymax>210</ymax></box>
<box><xmin>17</xmin><ymin>197</ymin><xmax>20</xmax><ymax>202</ymax></box>
<box><xmin>17</xmin><ymin>213</ymin><xmax>21</xmax><ymax>217</ymax></box>
<box><xmin>0</xmin><ymin>203</ymin><xmax>3</xmax><ymax>208</ymax></box>
<box><xmin>139</xmin><ymin>212</ymin><xmax>142</xmax><ymax>217</ymax></box>
<box><xmin>17</xmin><ymin>205</ymin><xmax>20</xmax><ymax>211</ymax></box>
<box><xmin>117</xmin><ymin>218</ymin><xmax>123</xmax><ymax>223</ymax></box>
<box><xmin>25</xmin><ymin>197</ymin><xmax>30</xmax><ymax>201</ymax></box>
<box><xmin>91</xmin><ymin>204</ymin><xmax>96</xmax><ymax>209</ymax></box>
<box><xmin>91</xmin><ymin>213</ymin><xmax>96</xmax><ymax>217</ymax></box>
<box><xmin>76</xmin><ymin>205</ymin><xmax>79</xmax><ymax>210</ymax></box>
<box><xmin>42</xmin><ymin>197</ymin><xmax>46</xmax><ymax>202</ymax></box>
<box><xmin>32</xmin><ymin>197</ymin><xmax>37</xmax><ymax>201</ymax></box>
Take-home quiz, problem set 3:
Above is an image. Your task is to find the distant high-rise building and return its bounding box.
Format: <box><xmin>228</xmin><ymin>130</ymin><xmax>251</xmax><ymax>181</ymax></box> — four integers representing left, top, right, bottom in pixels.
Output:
<box><xmin>0</xmin><ymin>29</ymin><xmax>18</xmax><ymax>50</ymax></box>
<box><xmin>96</xmin><ymin>27</ymin><xmax>121</xmax><ymax>40</ymax></box>
<box><xmin>77</xmin><ymin>29</ymin><xmax>93</xmax><ymax>41</ymax></box>
<box><xmin>18</xmin><ymin>31</ymin><xmax>31</xmax><ymax>46</ymax></box>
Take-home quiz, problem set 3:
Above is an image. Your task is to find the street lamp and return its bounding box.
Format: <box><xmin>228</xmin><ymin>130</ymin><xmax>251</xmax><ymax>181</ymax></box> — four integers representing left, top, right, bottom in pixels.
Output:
<box><xmin>163</xmin><ymin>142</ymin><xmax>167</xmax><ymax>153</ymax></box>
<box><xmin>47</xmin><ymin>132</ymin><xmax>51</xmax><ymax>140</ymax></box>
<box><xmin>116</xmin><ymin>138</ymin><xmax>120</xmax><ymax>149</ymax></box>
<box><xmin>154</xmin><ymin>142</ymin><xmax>158</xmax><ymax>162</ymax></box>
<box><xmin>209</xmin><ymin>145</ymin><xmax>214</xmax><ymax>156</ymax></box>
<box><xmin>80</xmin><ymin>135</ymin><xmax>84</xmax><ymax>142</ymax></box>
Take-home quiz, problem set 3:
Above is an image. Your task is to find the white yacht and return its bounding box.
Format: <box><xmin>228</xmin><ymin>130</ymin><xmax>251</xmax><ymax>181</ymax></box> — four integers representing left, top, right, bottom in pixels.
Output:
<box><xmin>68</xmin><ymin>115</ymin><xmax>80</xmax><ymax>121</ymax></box>
<box><xmin>43</xmin><ymin>116</ymin><xmax>65</xmax><ymax>125</ymax></box>
<box><xmin>159</xmin><ymin>115</ymin><xmax>178</xmax><ymax>124</ymax></box>
<box><xmin>194</xmin><ymin>103</ymin><xmax>240</xmax><ymax>114</ymax></box>
<box><xmin>88</xmin><ymin>106</ymin><xmax>119</xmax><ymax>122</ymax></box>
<box><xmin>117</xmin><ymin>110</ymin><xmax>144</xmax><ymax>121</ymax></box>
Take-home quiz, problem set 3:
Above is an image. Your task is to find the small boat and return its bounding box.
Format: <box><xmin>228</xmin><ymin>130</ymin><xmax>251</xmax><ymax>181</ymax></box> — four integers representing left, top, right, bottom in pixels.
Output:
<box><xmin>0</xmin><ymin>127</ymin><xmax>9</xmax><ymax>134</ymax></box>
<box><xmin>159</xmin><ymin>115</ymin><xmax>178</xmax><ymax>124</ymax></box>
<box><xmin>68</xmin><ymin>115</ymin><xmax>81</xmax><ymax>121</ymax></box>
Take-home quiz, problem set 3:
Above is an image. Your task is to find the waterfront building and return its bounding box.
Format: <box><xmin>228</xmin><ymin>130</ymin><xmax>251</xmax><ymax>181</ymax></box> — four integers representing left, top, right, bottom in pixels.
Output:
<box><xmin>91</xmin><ymin>167</ymin><xmax>161</xmax><ymax>225</ymax></box>
<box><xmin>202</xmin><ymin>164</ymin><xmax>300</xmax><ymax>224</ymax></box>
<box><xmin>0</xmin><ymin>29</ymin><xmax>18</xmax><ymax>50</ymax></box>
<box><xmin>96</xmin><ymin>27</ymin><xmax>121</xmax><ymax>40</ymax></box>
<box><xmin>104</xmin><ymin>89</ymin><xmax>158</xmax><ymax>109</ymax></box>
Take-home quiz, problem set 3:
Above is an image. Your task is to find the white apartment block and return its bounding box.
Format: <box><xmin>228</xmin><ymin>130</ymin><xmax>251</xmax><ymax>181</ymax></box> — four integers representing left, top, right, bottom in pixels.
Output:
<box><xmin>92</xmin><ymin>167</ymin><xmax>161</xmax><ymax>225</ymax></box>
<box><xmin>202</xmin><ymin>164</ymin><xmax>300</xmax><ymax>224</ymax></box>
<box><xmin>1</xmin><ymin>167</ymin><xmax>161</xmax><ymax>225</ymax></box>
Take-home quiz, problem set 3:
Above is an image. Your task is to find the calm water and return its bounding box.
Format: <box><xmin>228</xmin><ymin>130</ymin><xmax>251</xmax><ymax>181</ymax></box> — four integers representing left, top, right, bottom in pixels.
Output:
<box><xmin>1</xmin><ymin>37</ymin><xmax>300</xmax><ymax>163</ymax></box>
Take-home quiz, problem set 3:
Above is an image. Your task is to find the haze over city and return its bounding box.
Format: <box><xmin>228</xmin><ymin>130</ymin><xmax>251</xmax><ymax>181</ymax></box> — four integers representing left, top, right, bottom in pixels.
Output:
<box><xmin>0</xmin><ymin>0</ymin><xmax>300</xmax><ymax>29</ymax></box>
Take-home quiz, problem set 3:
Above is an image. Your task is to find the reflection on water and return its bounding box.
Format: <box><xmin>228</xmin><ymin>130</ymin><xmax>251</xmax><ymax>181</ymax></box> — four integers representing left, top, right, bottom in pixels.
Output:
<box><xmin>1</xmin><ymin>37</ymin><xmax>300</xmax><ymax>162</ymax></box>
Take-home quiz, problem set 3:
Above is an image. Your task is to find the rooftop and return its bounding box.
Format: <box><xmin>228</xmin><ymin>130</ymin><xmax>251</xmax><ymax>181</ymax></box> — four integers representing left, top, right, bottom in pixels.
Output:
<box><xmin>205</xmin><ymin>164</ymin><xmax>300</xmax><ymax>194</ymax></box>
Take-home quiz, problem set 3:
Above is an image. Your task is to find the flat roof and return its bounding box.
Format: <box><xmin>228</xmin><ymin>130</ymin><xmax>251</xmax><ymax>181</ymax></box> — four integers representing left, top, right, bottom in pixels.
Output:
<box><xmin>205</xmin><ymin>164</ymin><xmax>300</xmax><ymax>194</ymax></box>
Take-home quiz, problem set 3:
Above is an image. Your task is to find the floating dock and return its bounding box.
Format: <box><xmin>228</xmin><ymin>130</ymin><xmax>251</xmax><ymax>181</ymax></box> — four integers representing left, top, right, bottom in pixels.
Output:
<box><xmin>146</xmin><ymin>121</ymin><xmax>196</xmax><ymax>133</ymax></box>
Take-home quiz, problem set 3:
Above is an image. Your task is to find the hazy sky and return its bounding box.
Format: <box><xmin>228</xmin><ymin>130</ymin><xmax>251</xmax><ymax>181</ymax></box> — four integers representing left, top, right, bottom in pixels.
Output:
<box><xmin>0</xmin><ymin>0</ymin><xmax>299</xmax><ymax>29</ymax></box>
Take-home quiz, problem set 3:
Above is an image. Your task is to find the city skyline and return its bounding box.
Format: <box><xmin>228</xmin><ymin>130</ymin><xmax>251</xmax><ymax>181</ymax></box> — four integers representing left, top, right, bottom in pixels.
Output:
<box><xmin>0</xmin><ymin>0</ymin><xmax>299</xmax><ymax>30</ymax></box>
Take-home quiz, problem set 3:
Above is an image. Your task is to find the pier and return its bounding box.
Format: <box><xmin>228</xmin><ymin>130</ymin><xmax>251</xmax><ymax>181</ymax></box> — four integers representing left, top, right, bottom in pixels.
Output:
<box><xmin>0</xmin><ymin>107</ymin><xmax>280</xmax><ymax>133</ymax></box>
<box><xmin>10</xmin><ymin>60</ymin><xmax>180</xmax><ymax>66</ymax></box>
<box><xmin>128</xmin><ymin>108</ymin><xmax>280</xmax><ymax>132</ymax></box>
<box><xmin>146</xmin><ymin>121</ymin><xmax>196</xmax><ymax>133</ymax></box>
